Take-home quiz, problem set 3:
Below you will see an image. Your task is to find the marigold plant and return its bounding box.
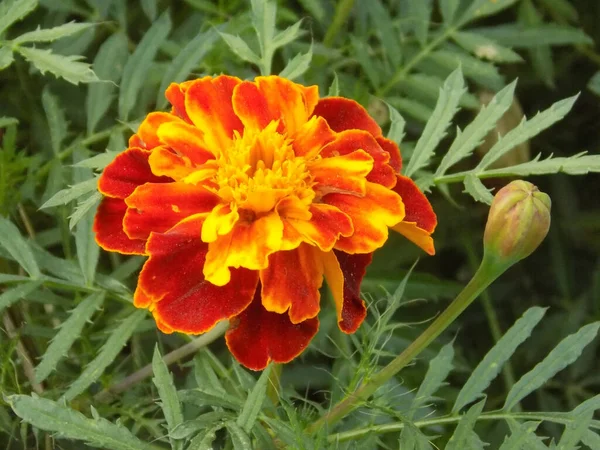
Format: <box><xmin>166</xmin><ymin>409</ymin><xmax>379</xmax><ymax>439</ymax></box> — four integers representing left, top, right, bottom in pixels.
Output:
<box><xmin>93</xmin><ymin>75</ymin><xmax>437</xmax><ymax>370</ymax></box>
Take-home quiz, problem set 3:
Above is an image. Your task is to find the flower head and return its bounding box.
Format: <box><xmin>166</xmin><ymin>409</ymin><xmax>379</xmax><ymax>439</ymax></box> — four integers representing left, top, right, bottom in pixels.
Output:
<box><xmin>93</xmin><ymin>75</ymin><xmax>437</xmax><ymax>370</ymax></box>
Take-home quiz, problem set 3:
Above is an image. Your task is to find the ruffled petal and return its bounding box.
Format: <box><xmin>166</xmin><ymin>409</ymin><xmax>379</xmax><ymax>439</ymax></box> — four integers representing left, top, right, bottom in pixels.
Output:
<box><xmin>326</xmin><ymin>182</ymin><xmax>405</xmax><ymax>254</ymax></box>
<box><xmin>165</xmin><ymin>81</ymin><xmax>195</xmax><ymax>122</ymax></box>
<box><xmin>203</xmin><ymin>212</ymin><xmax>283</xmax><ymax>286</ymax></box>
<box><xmin>156</xmin><ymin>120</ymin><xmax>216</xmax><ymax>162</ymax></box>
<box><xmin>135</xmin><ymin>215</ymin><xmax>258</xmax><ymax>334</ymax></box>
<box><xmin>321</xmin><ymin>250</ymin><xmax>369</xmax><ymax>333</ymax></box>
<box><xmin>226</xmin><ymin>290</ymin><xmax>319</xmax><ymax>370</ymax></box>
<box><xmin>93</xmin><ymin>197</ymin><xmax>146</xmax><ymax>255</ymax></box>
<box><xmin>185</xmin><ymin>75</ymin><xmax>243</xmax><ymax>154</ymax></box>
<box><xmin>376</xmin><ymin>136</ymin><xmax>402</xmax><ymax>173</ymax></box>
<box><xmin>292</xmin><ymin>116</ymin><xmax>336</xmax><ymax>159</ymax></box>
<box><xmin>137</xmin><ymin>112</ymin><xmax>184</xmax><ymax>150</ymax></box>
<box><xmin>302</xmin><ymin>85</ymin><xmax>320</xmax><ymax>117</ymax></box>
<box><xmin>285</xmin><ymin>203</ymin><xmax>353</xmax><ymax>252</ymax></box>
<box><xmin>123</xmin><ymin>182</ymin><xmax>219</xmax><ymax>240</ymax></box>
<box><xmin>98</xmin><ymin>148</ymin><xmax>170</xmax><ymax>199</ymax></box>
<box><xmin>201</xmin><ymin>203</ymin><xmax>240</xmax><ymax>243</ymax></box>
<box><xmin>391</xmin><ymin>175</ymin><xmax>437</xmax><ymax>255</ymax></box>
<box><xmin>308</xmin><ymin>149</ymin><xmax>373</xmax><ymax>196</ymax></box>
<box><xmin>313</xmin><ymin>97</ymin><xmax>382</xmax><ymax>137</ymax></box>
<box><xmin>260</xmin><ymin>243</ymin><xmax>323</xmax><ymax>323</ymax></box>
<box><xmin>319</xmin><ymin>130</ymin><xmax>396</xmax><ymax>188</ymax></box>
<box><xmin>233</xmin><ymin>76</ymin><xmax>313</xmax><ymax>135</ymax></box>
<box><xmin>147</xmin><ymin>147</ymin><xmax>198</xmax><ymax>180</ymax></box>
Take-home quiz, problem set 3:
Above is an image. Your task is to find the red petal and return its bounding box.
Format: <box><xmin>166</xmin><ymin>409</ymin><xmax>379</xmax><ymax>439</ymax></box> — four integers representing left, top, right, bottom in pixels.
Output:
<box><xmin>165</xmin><ymin>81</ymin><xmax>194</xmax><ymax>122</ymax></box>
<box><xmin>98</xmin><ymin>148</ymin><xmax>170</xmax><ymax>199</ymax></box>
<box><xmin>137</xmin><ymin>112</ymin><xmax>184</xmax><ymax>150</ymax></box>
<box><xmin>260</xmin><ymin>244</ymin><xmax>323</xmax><ymax>323</ymax></box>
<box><xmin>135</xmin><ymin>215</ymin><xmax>259</xmax><ymax>334</ymax></box>
<box><xmin>185</xmin><ymin>75</ymin><xmax>243</xmax><ymax>154</ymax></box>
<box><xmin>123</xmin><ymin>182</ymin><xmax>219</xmax><ymax>240</ymax></box>
<box><xmin>93</xmin><ymin>197</ymin><xmax>146</xmax><ymax>255</ymax></box>
<box><xmin>376</xmin><ymin>136</ymin><xmax>402</xmax><ymax>173</ymax></box>
<box><xmin>226</xmin><ymin>290</ymin><xmax>319</xmax><ymax>370</ymax></box>
<box><xmin>319</xmin><ymin>130</ymin><xmax>396</xmax><ymax>188</ymax></box>
<box><xmin>313</xmin><ymin>97</ymin><xmax>382</xmax><ymax>137</ymax></box>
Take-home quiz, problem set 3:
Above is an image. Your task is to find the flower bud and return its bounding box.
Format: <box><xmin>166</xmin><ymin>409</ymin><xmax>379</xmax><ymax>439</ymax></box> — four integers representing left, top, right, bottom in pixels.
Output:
<box><xmin>483</xmin><ymin>180</ymin><xmax>551</xmax><ymax>266</ymax></box>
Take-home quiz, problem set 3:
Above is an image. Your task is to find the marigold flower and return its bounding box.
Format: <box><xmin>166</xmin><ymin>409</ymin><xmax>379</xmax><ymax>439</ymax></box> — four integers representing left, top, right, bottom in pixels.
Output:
<box><xmin>93</xmin><ymin>75</ymin><xmax>437</xmax><ymax>370</ymax></box>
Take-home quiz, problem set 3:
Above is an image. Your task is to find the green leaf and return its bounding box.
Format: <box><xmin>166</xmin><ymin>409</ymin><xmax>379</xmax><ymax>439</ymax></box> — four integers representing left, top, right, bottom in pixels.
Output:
<box><xmin>0</xmin><ymin>46</ymin><xmax>14</xmax><ymax>70</ymax></box>
<box><xmin>87</xmin><ymin>33</ymin><xmax>129</xmax><ymax>134</ymax></box>
<box><xmin>504</xmin><ymin>322</ymin><xmax>600</xmax><ymax>410</ymax></box>
<box><xmin>237</xmin><ymin>364</ymin><xmax>272</xmax><ymax>433</ymax></box>
<box><xmin>398</xmin><ymin>73</ymin><xmax>479</xmax><ymax>110</ymax></box>
<box><xmin>17</xmin><ymin>47</ymin><xmax>98</xmax><ymax>84</ymax></box>
<box><xmin>588</xmin><ymin>71</ymin><xmax>600</xmax><ymax>97</ymax></box>
<box><xmin>477</xmin><ymin>94</ymin><xmax>578</xmax><ymax>170</ymax></box>
<box><xmin>407</xmin><ymin>0</ymin><xmax>432</xmax><ymax>46</ymax></box>
<box><xmin>399</xmin><ymin>425</ymin><xmax>434</xmax><ymax>450</ymax></box>
<box><xmin>75</xmin><ymin>201</ymin><xmax>99</xmax><ymax>285</ymax></box>
<box><xmin>410</xmin><ymin>342</ymin><xmax>454</xmax><ymax>419</ymax></box>
<box><xmin>365</xmin><ymin>0</ymin><xmax>401</xmax><ymax>67</ymax></box>
<box><xmin>481</xmin><ymin>153</ymin><xmax>600</xmax><ymax>178</ymax></box>
<box><xmin>170</xmin><ymin>411</ymin><xmax>232</xmax><ymax>439</ymax></box>
<box><xmin>271</xmin><ymin>19</ymin><xmax>304</xmax><ymax>49</ymax></box>
<box><xmin>453</xmin><ymin>31</ymin><xmax>523</xmax><ymax>63</ymax></box>
<box><xmin>227</xmin><ymin>421</ymin><xmax>253</xmax><ymax>449</ymax></box>
<box><xmin>557</xmin><ymin>411</ymin><xmax>593</xmax><ymax>450</ymax></box>
<box><xmin>69</xmin><ymin>191</ymin><xmax>101</xmax><ymax>230</ymax></box>
<box><xmin>40</xmin><ymin>177</ymin><xmax>97</xmax><ymax>209</ymax></box>
<box><xmin>461</xmin><ymin>0</ymin><xmax>520</xmax><ymax>23</ymax></box>
<box><xmin>572</xmin><ymin>393</ymin><xmax>600</xmax><ymax>416</ymax></box>
<box><xmin>581</xmin><ymin>430</ymin><xmax>600</xmax><ymax>450</ymax></box>
<box><xmin>0</xmin><ymin>280</ymin><xmax>42</xmax><ymax>314</ymax></box>
<box><xmin>453</xmin><ymin>307</ymin><xmax>547</xmax><ymax>413</ymax></box>
<box><xmin>157</xmin><ymin>28</ymin><xmax>218</xmax><ymax>109</ymax></box>
<box><xmin>328</xmin><ymin>73</ymin><xmax>339</xmax><ymax>97</ymax></box>
<box><xmin>0</xmin><ymin>116</ymin><xmax>18</xmax><ymax>128</ymax></box>
<box><xmin>140</xmin><ymin>0</ymin><xmax>157</xmax><ymax>21</ymax></box>
<box><xmin>464</xmin><ymin>173</ymin><xmax>493</xmax><ymax>204</ymax></box>
<box><xmin>73</xmin><ymin>151</ymin><xmax>119</xmax><ymax>170</ymax></box>
<box><xmin>42</xmin><ymin>87</ymin><xmax>68</xmax><ymax>155</ymax></box>
<box><xmin>62</xmin><ymin>309</ymin><xmax>146</xmax><ymax>401</ymax></box>
<box><xmin>501</xmin><ymin>420</ymin><xmax>546</xmax><ymax>450</ymax></box>
<box><xmin>0</xmin><ymin>216</ymin><xmax>41</xmax><ymax>277</ymax></box>
<box><xmin>386</xmin><ymin>102</ymin><xmax>406</xmax><ymax>145</ymax></box>
<box><xmin>405</xmin><ymin>67</ymin><xmax>465</xmax><ymax>177</ymax></box>
<box><xmin>118</xmin><ymin>11</ymin><xmax>171</xmax><ymax>120</ymax></box>
<box><xmin>435</xmin><ymin>80</ymin><xmax>516</xmax><ymax>176</ymax></box>
<box><xmin>425</xmin><ymin>48</ymin><xmax>504</xmax><ymax>89</ymax></box>
<box><xmin>152</xmin><ymin>346</ymin><xmax>183</xmax><ymax>450</ymax></box>
<box><xmin>179</xmin><ymin>388</ymin><xmax>243</xmax><ymax>410</ymax></box>
<box><xmin>219</xmin><ymin>32</ymin><xmax>261</xmax><ymax>65</ymax></box>
<box><xmin>279</xmin><ymin>47</ymin><xmax>312</xmax><ymax>80</ymax></box>
<box><xmin>188</xmin><ymin>423</ymin><xmax>224</xmax><ymax>449</ymax></box>
<box><xmin>446</xmin><ymin>399</ymin><xmax>487</xmax><ymax>450</ymax></box>
<box><xmin>7</xmin><ymin>395</ymin><xmax>147</xmax><ymax>450</ymax></box>
<box><xmin>440</xmin><ymin>0</ymin><xmax>460</xmax><ymax>24</ymax></box>
<box><xmin>473</xmin><ymin>24</ymin><xmax>593</xmax><ymax>48</ymax></box>
<box><xmin>0</xmin><ymin>0</ymin><xmax>38</xmax><ymax>37</ymax></box>
<box><xmin>251</xmin><ymin>0</ymin><xmax>276</xmax><ymax>55</ymax></box>
<box><xmin>34</xmin><ymin>291</ymin><xmax>104</xmax><ymax>383</ymax></box>
<box><xmin>13</xmin><ymin>22</ymin><xmax>94</xmax><ymax>44</ymax></box>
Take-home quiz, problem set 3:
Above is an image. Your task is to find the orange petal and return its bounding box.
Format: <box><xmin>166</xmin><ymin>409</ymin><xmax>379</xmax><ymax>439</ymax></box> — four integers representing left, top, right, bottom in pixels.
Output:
<box><xmin>165</xmin><ymin>81</ymin><xmax>194</xmax><ymax>122</ymax></box>
<box><xmin>157</xmin><ymin>120</ymin><xmax>216</xmax><ymax>162</ymax></box>
<box><xmin>302</xmin><ymin>85</ymin><xmax>320</xmax><ymax>117</ymax></box>
<box><xmin>98</xmin><ymin>148</ymin><xmax>170</xmax><ymax>199</ymax></box>
<box><xmin>137</xmin><ymin>112</ymin><xmax>184</xmax><ymax>150</ymax></box>
<box><xmin>326</xmin><ymin>182</ymin><xmax>405</xmax><ymax>254</ymax></box>
<box><xmin>308</xmin><ymin>149</ymin><xmax>373</xmax><ymax>196</ymax></box>
<box><xmin>93</xmin><ymin>197</ymin><xmax>146</xmax><ymax>255</ymax></box>
<box><xmin>233</xmin><ymin>76</ymin><xmax>313</xmax><ymax>135</ymax></box>
<box><xmin>135</xmin><ymin>215</ymin><xmax>259</xmax><ymax>334</ymax></box>
<box><xmin>185</xmin><ymin>75</ymin><xmax>243</xmax><ymax>154</ymax></box>
<box><xmin>201</xmin><ymin>203</ymin><xmax>240</xmax><ymax>243</ymax></box>
<box><xmin>292</xmin><ymin>116</ymin><xmax>336</xmax><ymax>159</ymax></box>
<box><xmin>123</xmin><ymin>182</ymin><xmax>219</xmax><ymax>240</ymax></box>
<box><xmin>321</xmin><ymin>250</ymin><xmax>369</xmax><ymax>333</ymax></box>
<box><xmin>147</xmin><ymin>147</ymin><xmax>197</xmax><ymax>180</ymax></box>
<box><xmin>285</xmin><ymin>203</ymin><xmax>353</xmax><ymax>252</ymax></box>
<box><xmin>313</xmin><ymin>97</ymin><xmax>382</xmax><ymax>137</ymax></box>
<box><xmin>391</xmin><ymin>222</ymin><xmax>435</xmax><ymax>255</ymax></box>
<box><xmin>376</xmin><ymin>136</ymin><xmax>402</xmax><ymax>173</ymax></box>
<box><xmin>260</xmin><ymin>244</ymin><xmax>323</xmax><ymax>323</ymax></box>
<box><xmin>320</xmin><ymin>129</ymin><xmax>396</xmax><ymax>188</ymax></box>
<box><xmin>226</xmin><ymin>290</ymin><xmax>319</xmax><ymax>370</ymax></box>
<box><xmin>203</xmin><ymin>212</ymin><xmax>284</xmax><ymax>286</ymax></box>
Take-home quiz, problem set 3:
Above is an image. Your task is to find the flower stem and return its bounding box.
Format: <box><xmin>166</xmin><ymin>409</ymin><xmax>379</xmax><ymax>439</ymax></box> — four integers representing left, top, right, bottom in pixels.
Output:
<box><xmin>307</xmin><ymin>255</ymin><xmax>508</xmax><ymax>433</ymax></box>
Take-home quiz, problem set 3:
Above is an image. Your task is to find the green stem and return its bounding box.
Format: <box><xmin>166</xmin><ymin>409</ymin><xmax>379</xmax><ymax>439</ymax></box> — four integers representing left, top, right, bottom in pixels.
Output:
<box><xmin>323</xmin><ymin>0</ymin><xmax>354</xmax><ymax>47</ymax></box>
<box><xmin>307</xmin><ymin>255</ymin><xmax>507</xmax><ymax>433</ymax></box>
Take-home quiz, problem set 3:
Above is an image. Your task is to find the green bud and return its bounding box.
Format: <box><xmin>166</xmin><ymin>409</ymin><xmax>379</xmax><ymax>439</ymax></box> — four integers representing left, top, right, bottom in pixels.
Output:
<box><xmin>483</xmin><ymin>180</ymin><xmax>551</xmax><ymax>266</ymax></box>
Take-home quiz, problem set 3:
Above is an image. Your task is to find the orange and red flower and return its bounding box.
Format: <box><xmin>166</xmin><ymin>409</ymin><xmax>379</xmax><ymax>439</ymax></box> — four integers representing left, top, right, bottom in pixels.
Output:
<box><xmin>93</xmin><ymin>75</ymin><xmax>436</xmax><ymax>370</ymax></box>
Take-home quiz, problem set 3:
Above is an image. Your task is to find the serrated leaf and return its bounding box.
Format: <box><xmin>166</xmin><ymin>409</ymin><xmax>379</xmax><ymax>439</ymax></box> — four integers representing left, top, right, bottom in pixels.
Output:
<box><xmin>62</xmin><ymin>309</ymin><xmax>146</xmax><ymax>401</ymax></box>
<box><xmin>219</xmin><ymin>32</ymin><xmax>260</xmax><ymax>65</ymax></box>
<box><xmin>179</xmin><ymin>388</ymin><xmax>243</xmax><ymax>410</ymax></box>
<box><xmin>0</xmin><ymin>0</ymin><xmax>38</xmax><ymax>37</ymax></box>
<box><xmin>0</xmin><ymin>216</ymin><xmax>40</xmax><ymax>278</ymax></box>
<box><xmin>557</xmin><ymin>411</ymin><xmax>593</xmax><ymax>450</ymax></box>
<box><xmin>473</xmin><ymin>24</ymin><xmax>593</xmax><ymax>48</ymax></box>
<box><xmin>501</xmin><ymin>420</ymin><xmax>545</xmax><ymax>450</ymax></box>
<box><xmin>581</xmin><ymin>430</ymin><xmax>600</xmax><ymax>450</ymax></box>
<box><xmin>170</xmin><ymin>412</ymin><xmax>232</xmax><ymax>439</ymax></box>
<box><xmin>454</xmin><ymin>307</ymin><xmax>547</xmax><ymax>413</ymax></box>
<box><xmin>74</xmin><ymin>199</ymin><xmax>99</xmax><ymax>285</ymax></box>
<box><xmin>328</xmin><ymin>73</ymin><xmax>339</xmax><ymax>97</ymax></box>
<box><xmin>481</xmin><ymin>153</ymin><xmax>600</xmax><ymax>178</ymax></box>
<box><xmin>407</xmin><ymin>0</ymin><xmax>432</xmax><ymax>46</ymax></box>
<box><xmin>0</xmin><ymin>280</ymin><xmax>42</xmax><ymax>314</ymax></box>
<box><xmin>0</xmin><ymin>46</ymin><xmax>14</xmax><ymax>70</ymax></box>
<box><xmin>399</xmin><ymin>425</ymin><xmax>434</xmax><ymax>450</ymax></box>
<box><xmin>73</xmin><ymin>151</ymin><xmax>119</xmax><ymax>170</ymax></box>
<box><xmin>152</xmin><ymin>346</ymin><xmax>183</xmax><ymax>450</ymax></box>
<box><xmin>464</xmin><ymin>173</ymin><xmax>493</xmax><ymax>203</ymax></box>
<box><xmin>365</xmin><ymin>0</ymin><xmax>401</xmax><ymax>67</ymax></box>
<box><xmin>279</xmin><ymin>47</ymin><xmax>312</xmax><ymax>80</ymax></box>
<box><xmin>237</xmin><ymin>365</ymin><xmax>271</xmax><ymax>433</ymax></box>
<box><xmin>386</xmin><ymin>102</ymin><xmax>406</xmax><ymax>145</ymax></box>
<box><xmin>440</xmin><ymin>0</ymin><xmax>460</xmax><ymax>24</ymax></box>
<box><xmin>188</xmin><ymin>423</ymin><xmax>224</xmax><ymax>449</ymax></box>
<box><xmin>477</xmin><ymin>94</ymin><xmax>578</xmax><ymax>170</ymax></box>
<box><xmin>398</xmin><ymin>73</ymin><xmax>479</xmax><ymax>110</ymax></box>
<box><xmin>140</xmin><ymin>0</ymin><xmax>157</xmax><ymax>20</ymax></box>
<box><xmin>118</xmin><ymin>11</ymin><xmax>171</xmax><ymax>120</ymax></box>
<box><xmin>227</xmin><ymin>421</ymin><xmax>253</xmax><ymax>449</ymax></box>
<box><xmin>251</xmin><ymin>0</ymin><xmax>276</xmax><ymax>53</ymax></box>
<box><xmin>435</xmin><ymin>80</ymin><xmax>516</xmax><ymax>176</ymax></box>
<box><xmin>461</xmin><ymin>0</ymin><xmax>520</xmax><ymax>23</ymax></box>
<box><xmin>453</xmin><ymin>31</ymin><xmax>523</xmax><ymax>63</ymax></box>
<box><xmin>87</xmin><ymin>33</ymin><xmax>129</xmax><ymax>134</ymax></box>
<box><xmin>271</xmin><ymin>19</ymin><xmax>304</xmax><ymax>49</ymax></box>
<box><xmin>446</xmin><ymin>399</ymin><xmax>486</xmax><ymax>450</ymax></box>
<box><xmin>34</xmin><ymin>291</ymin><xmax>104</xmax><ymax>383</ymax></box>
<box><xmin>13</xmin><ymin>22</ymin><xmax>94</xmax><ymax>44</ymax></box>
<box><xmin>42</xmin><ymin>87</ymin><xmax>68</xmax><ymax>155</ymax></box>
<box><xmin>7</xmin><ymin>395</ymin><xmax>147</xmax><ymax>450</ymax></box>
<box><xmin>572</xmin><ymin>394</ymin><xmax>600</xmax><ymax>417</ymax></box>
<box><xmin>0</xmin><ymin>116</ymin><xmax>18</xmax><ymax>127</ymax></box>
<box><xmin>410</xmin><ymin>342</ymin><xmax>454</xmax><ymax>419</ymax></box>
<box><xmin>17</xmin><ymin>47</ymin><xmax>99</xmax><ymax>84</ymax></box>
<box><xmin>157</xmin><ymin>28</ymin><xmax>218</xmax><ymax>109</ymax></box>
<box><xmin>504</xmin><ymin>322</ymin><xmax>600</xmax><ymax>410</ymax></box>
<box><xmin>69</xmin><ymin>191</ymin><xmax>101</xmax><ymax>230</ymax></box>
<box><xmin>40</xmin><ymin>177</ymin><xmax>97</xmax><ymax>209</ymax></box>
<box><xmin>405</xmin><ymin>67</ymin><xmax>465</xmax><ymax>177</ymax></box>
<box><xmin>194</xmin><ymin>351</ymin><xmax>226</xmax><ymax>393</ymax></box>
